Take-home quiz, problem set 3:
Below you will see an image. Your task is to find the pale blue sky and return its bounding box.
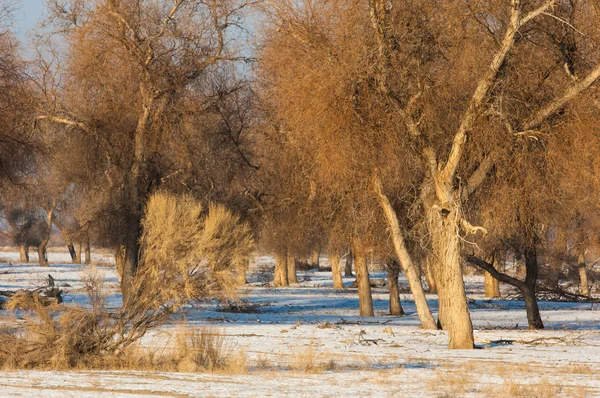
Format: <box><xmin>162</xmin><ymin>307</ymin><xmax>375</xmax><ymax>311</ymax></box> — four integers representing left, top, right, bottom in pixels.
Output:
<box><xmin>14</xmin><ymin>0</ymin><xmax>46</xmax><ymax>40</ymax></box>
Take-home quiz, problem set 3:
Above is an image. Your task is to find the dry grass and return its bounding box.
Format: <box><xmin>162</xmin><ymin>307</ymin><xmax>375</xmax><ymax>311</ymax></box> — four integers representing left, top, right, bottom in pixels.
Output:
<box><xmin>427</xmin><ymin>370</ymin><xmax>473</xmax><ymax>397</ymax></box>
<box><xmin>287</xmin><ymin>343</ymin><xmax>336</xmax><ymax>373</ymax></box>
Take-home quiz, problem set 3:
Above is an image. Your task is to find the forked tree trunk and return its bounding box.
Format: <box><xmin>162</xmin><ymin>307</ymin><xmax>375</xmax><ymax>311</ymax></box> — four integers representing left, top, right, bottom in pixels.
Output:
<box><xmin>18</xmin><ymin>244</ymin><xmax>29</xmax><ymax>263</ymax></box>
<box><xmin>373</xmin><ymin>175</ymin><xmax>437</xmax><ymax>329</ymax></box>
<box><xmin>484</xmin><ymin>258</ymin><xmax>500</xmax><ymax>298</ymax></box>
<box><xmin>578</xmin><ymin>251</ymin><xmax>589</xmax><ymax>297</ymax></box>
<box><xmin>329</xmin><ymin>252</ymin><xmax>344</xmax><ymax>289</ymax></box>
<box><xmin>386</xmin><ymin>264</ymin><xmax>405</xmax><ymax>316</ymax></box>
<box><xmin>353</xmin><ymin>239</ymin><xmax>374</xmax><ymax>317</ymax></box>
<box><xmin>287</xmin><ymin>252</ymin><xmax>298</xmax><ymax>284</ymax></box>
<box><xmin>273</xmin><ymin>253</ymin><xmax>289</xmax><ymax>287</ymax></box>
<box><xmin>344</xmin><ymin>251</ymin><xmax>353</xmax><ymax>277</ymax></box>
<box><xmin>432</xmin><ymin>210</ymin><xmax>474</xmax><ymax>349</ymax></box>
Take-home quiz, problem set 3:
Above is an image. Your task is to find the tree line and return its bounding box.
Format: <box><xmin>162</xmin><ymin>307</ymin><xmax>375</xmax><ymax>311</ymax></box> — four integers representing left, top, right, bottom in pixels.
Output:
<box><xmin>1</xmin><ymin>0</ymin><xmax>600</xmax><ymax>349</ymax></box>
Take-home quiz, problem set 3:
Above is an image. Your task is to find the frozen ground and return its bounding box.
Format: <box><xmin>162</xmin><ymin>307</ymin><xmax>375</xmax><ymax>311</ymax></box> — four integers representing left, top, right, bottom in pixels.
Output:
<box><xmin>0</xmin><ymin>252</ymin><xmax>599</xmax><ymax>397</ymax></box>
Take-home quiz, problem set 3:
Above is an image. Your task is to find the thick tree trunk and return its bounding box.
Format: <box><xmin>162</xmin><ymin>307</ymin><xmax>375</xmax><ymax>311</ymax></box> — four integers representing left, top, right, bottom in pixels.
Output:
<box><xmin>287</xmin><ymin>251</ymin><xmax>298</xmax><ymax>284</ymax></box>
<box><xmin>18</xmin><ymin>244</ymin><xmax>29</xmax><ymax>263</ymax></box>
<box><xmin>484</xmin><ymin>258</ymin><xmax>500</xmax><ymax>298</ymax></box>
<box><xmin>329</xmin><ymin>252</ymin><xmax>344</xmax><ymax>289</ymax></box>
<box><xmin>387</xmin><ymin>265</ymin><xmax>405</xmax><ymax>316</ymax></box>
<box><xmin>373</xmin><ymin>175</ymin><xmax>437</xmax><ymax>329</ymax></box>
<box><xmin>433</xmin><ymin>210</ymin><xmax>474</xmax><ymax>349</ymax></box>
<box><xmin>273</xmin><ymin>253</ymin><xmax>289</xmax><ymax>287</ymax></box>
<box><xmin>353</xmin><ymin>239</ymin><xmax>374</xmax><ymax>317</ymax></box>
<box><xmin>578</xmin><ymin>251</ymin><xmax>589</xmax><ymax>297</ymax></box>
<box><xmin>344</xmin><ymin>251</ymin><xmax>353</xmax><ymax>277</ymax></box>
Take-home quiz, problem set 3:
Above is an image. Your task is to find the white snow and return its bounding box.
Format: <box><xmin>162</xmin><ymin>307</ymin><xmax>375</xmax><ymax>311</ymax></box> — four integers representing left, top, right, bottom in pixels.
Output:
<box><xmin>0</xmin><ymin>253</ymin><xmax>599</xmax><ymax>397</ymax></box>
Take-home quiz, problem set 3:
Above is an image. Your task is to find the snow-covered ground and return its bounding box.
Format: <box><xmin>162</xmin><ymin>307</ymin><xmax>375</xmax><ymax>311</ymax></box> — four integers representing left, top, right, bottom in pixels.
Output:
<box><xmin>0</xmin><ymin>253</ymin><xmax>599</xmax><ymax>397</ymax></box>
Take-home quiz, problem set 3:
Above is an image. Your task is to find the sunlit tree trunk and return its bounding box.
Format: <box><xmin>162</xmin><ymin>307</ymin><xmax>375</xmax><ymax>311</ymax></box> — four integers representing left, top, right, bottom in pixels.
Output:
<box><xmin>484</xmin><ymin>258</ymin><xmax>501</xmax><ymax>298</ymax></box>
<box><xmin>18</xmin><ymin>244</ymin><xmax>29</xmax><ymax>263</ymax></box>
<box><xmin>273</xmin><ymin>252</ymin><xmax>289</xmax><ymax>287</ymax></box>
<box><xmin>353</xmin><ymin>238</ymin><xmax>374</xmax><ymax>317</ymax></box>
<box><xmin>578</xmin><ymin>250</ymin><xmax>589</xmax><ymax>297</ymax></box>
<box><xmin>431</xmin><ymin>206</ymin><xmax>474</xmax><ymax>348</ymax></box>
<box><xmin>373</xmin><ymin>175</ymin><xmax>437</xmax><ymax>329</ymax></box>
<box><xmin>329</xmin><ymin>252</ymin><xmax>344</xmax><ymax>289</ymax></box>
<box><xmin>287</xmin><ymin>251</ymin><xmax>298</xmax><ymax>284</ymax></box>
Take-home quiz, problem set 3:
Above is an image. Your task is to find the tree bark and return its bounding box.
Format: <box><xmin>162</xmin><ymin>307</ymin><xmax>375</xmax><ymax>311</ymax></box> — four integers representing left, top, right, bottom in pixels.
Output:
<box><xmin>373</xmin><ymin>174</ymin><xmax>437</xmax><ymax>329</ymax></box>
<box><xmin>18</xmin><ymin>244</ymin><xmax>29</xmax><ymax>263</ymax></box>
<box><xmin>329</xmin><ymin>252</ymin><xmax>344</xmax><ymax>289</ymax></box>
<box><xmin>344</xmin><ymin>251</ymin><xmax>353</xmax><ymax>277</ymax></box>
<box><xmin>578</xmin><ymin>251</ymin><xmax>589</xmax><ymax>297</ymax></box>
<box><xmin>273</xmin><ymin>252</ymin><xmax>289</xmax><ymax>287</ymax></box>
<box><xmin>353</xmin><ymin>238</ymin><xmax>374</xmax><ymax>317</ymax></box>
<box><xmin>484</xmin><ymin>258</ymin><xmax>501</xmax><ymax>298</ymax></box>
<box><xmin>287</xmin><ymin>251</ymin><xmax>298</xmax><ymax>284</ymax></box>
<box><xmin>386</xmin><ymin>264</ymin><xmax>405</xmax><ymax>316</ymax></box>
<box><xmin>432</xmin><ymin>208</ymin><xmax>474</xmax><ymax>348</ymax></box>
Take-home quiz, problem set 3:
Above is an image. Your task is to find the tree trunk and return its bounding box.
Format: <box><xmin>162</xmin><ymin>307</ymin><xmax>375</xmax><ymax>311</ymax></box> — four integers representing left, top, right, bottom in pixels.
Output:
<box><xmin>329</xmin><ymin>252</ymin><xmax>344</xmax><ymax>289</ymax></box>
<box><xmin>353</xmin><ymin>239</ymin><xmax>374</xmax><ymax>317</ymax></box>
<box><xmin>522</xmin><ymin>245</ymin><xmax>544</xmax><ymax>329</ymax></box>
<box><xmin>578</xmin><ymin>251</ymin><xmax>589</xmax><ymax>297</ymax></box>
<box><xmin>424</xmin><ymin>257</ymin><xmax>437</xmax><ymax>294</ymax></box>
<box><xmin>484</xmin><ymin>258</ymin><xmax>501</xmax><ymax>298</ymax></box>
<box><xmin>387</xmin><ymin>265</ymin><xmax>405</xmax><ymax>316</ymax></box>
<box><xmin>548</xmin><ymin>229</ymin><xmax>567</xmax><ymax>288</ymax></box>
<box><xmin>287</xmin><ymin>251</ymin><xmax>298</xmax><ymax>284</ymax></box>
<box><xmin>273</xmin><ymin>253</ymin><xmax>289</xmax><ymax>287</ymax></box>
<box><xmin>373</xmin><ymin>175</ymin><xmax>437</xmax><ymax>329</ymax></box>
<box><xmin>18</xmin><ymin>244</ymin><xmax>29</xmax><ymax>263</ymax></box>
<box><xmin>309</xmin><ymin>249</ymin><xmax>320</xmax><ymax>269</ymax></box>
<box><xmin>344</xmin><ymin>251</ymin><xmax>353</xmax><ymax>277</ymax></box>
<box><xmin>38</xmin><ymin>206</ymin><xmax>55</xmax><ymax>268</ymax></box>
<box><xmin>76</xmin><ymin>241</ymin><xmax>82</xmax><ymax>264</ymax></box>
<box><xmin>119</xmin><ymin>216</ymin><xmax>142</xmax><ymax>303</ymax></box>
<box><xmin>84</xmin><ymin>235</ymin><xmax>91</xmax><ymax>265</ymax></box>
<box><xmin>53</xmin><ymin>219</ymin><xmax>79</xmax><ymax>263</ymax></box>
<box><xmin>432</xmin><ymin>209</ymin><xmax>474</xmax><ymax>349</ymax></box>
